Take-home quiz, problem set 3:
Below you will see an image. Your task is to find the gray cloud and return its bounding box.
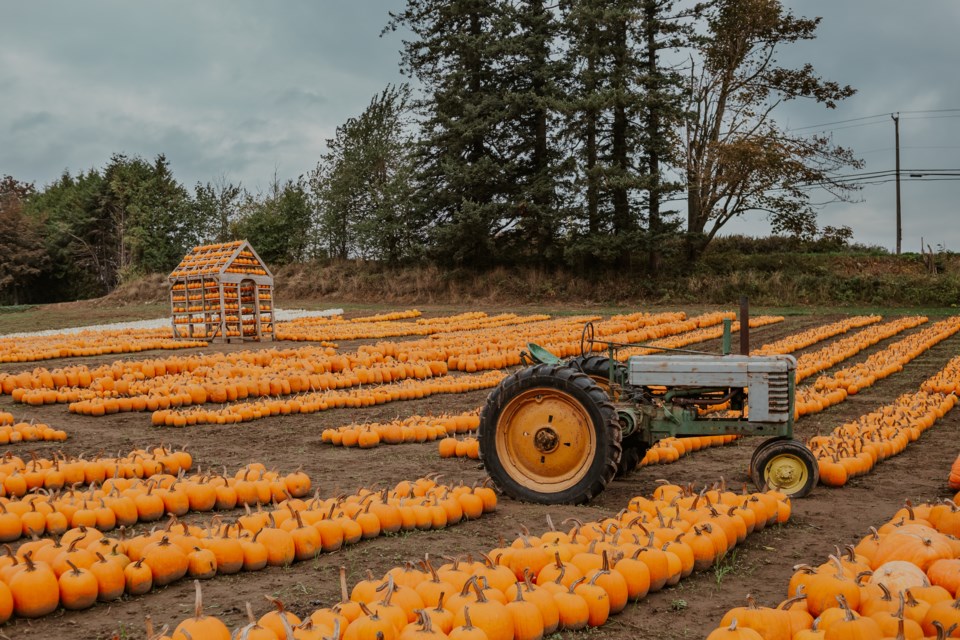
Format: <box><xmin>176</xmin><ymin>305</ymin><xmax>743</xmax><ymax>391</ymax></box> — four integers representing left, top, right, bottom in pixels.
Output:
<box><xmin>1</xmin><ymin>0</ymin><xmax>957</xmax><ymax>252</ymax></box>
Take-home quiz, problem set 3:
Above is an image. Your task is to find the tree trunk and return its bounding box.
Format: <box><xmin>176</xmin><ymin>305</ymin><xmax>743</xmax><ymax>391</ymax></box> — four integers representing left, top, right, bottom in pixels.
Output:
<box><xmin>611</xmin><ymin>17</ymin><xmax>632</xmax><ymax>266</ymax></box>
<box><xmin>643</xmin><ymin>0</ymin><xmax>662</xmax><ymax>274</ymax></box>
<box><xmin>585</xmin><ymin>21</ymin><xmax>600</xmax><ymax>235</ymax></box>
<box><xmin>529</xmin><ymin>0</ymin><xmax>552</xmax><ymax>263</ymax></box>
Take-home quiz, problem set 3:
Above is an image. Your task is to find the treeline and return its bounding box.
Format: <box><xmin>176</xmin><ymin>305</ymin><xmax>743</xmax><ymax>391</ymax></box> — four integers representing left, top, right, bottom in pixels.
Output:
<box><xmin>1</xmin><ymin>0</ymin><xmax>863</xmax><ymax>304</ymax></box>
<box><xmin>0</xmin><ymin>162</ymin><xmax>311</xmax><ymax>304</ymax></box>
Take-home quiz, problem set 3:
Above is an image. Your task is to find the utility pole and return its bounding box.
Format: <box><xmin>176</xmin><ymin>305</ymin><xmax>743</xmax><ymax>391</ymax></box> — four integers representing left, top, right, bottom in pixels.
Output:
<box><xmin>891</xmin><ymin>112</ymin><xmax>902</xmax><ymax>255</ymax></box>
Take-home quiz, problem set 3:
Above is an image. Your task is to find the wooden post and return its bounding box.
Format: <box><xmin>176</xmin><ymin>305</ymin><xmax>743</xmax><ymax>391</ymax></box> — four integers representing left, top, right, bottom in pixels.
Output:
<box><xmin>739</xmin><ymin>297</ymin><xmax>750</xmax><ymax>355</ymax></box>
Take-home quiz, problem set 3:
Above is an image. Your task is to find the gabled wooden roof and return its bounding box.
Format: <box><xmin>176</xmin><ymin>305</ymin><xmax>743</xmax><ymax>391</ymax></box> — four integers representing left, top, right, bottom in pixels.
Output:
<box><xmin>168</xmin><ymin>240</ymin><xmax>273</xmax><ymax>280</ymax></box>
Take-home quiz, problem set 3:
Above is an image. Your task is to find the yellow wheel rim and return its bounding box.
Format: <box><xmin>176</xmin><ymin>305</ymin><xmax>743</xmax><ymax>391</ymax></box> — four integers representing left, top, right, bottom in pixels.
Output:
<box><xmin>495</xmin><ymin>388</ymin><xmax>597</xmax><ymax>492</ymax></box>
<box><xmin>764</xmin><ymin>453</ymin><xmax>808</xmax><ymax>495</ymax></box>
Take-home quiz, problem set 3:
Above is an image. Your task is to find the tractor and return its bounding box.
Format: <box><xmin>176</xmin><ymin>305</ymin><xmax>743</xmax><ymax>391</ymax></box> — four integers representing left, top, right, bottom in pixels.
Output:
<box><xmin>478</xmin><ymin>318</ymin><xmax>819</xmax><ymax>504</ymax></box>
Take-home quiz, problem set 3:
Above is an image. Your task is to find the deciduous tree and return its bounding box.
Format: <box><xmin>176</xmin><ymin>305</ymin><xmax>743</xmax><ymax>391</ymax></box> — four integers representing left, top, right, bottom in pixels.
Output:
<box><xmin>683</xmin><ymin>0</ymin><xmax>861</xmax><ymax>260</ymax></box>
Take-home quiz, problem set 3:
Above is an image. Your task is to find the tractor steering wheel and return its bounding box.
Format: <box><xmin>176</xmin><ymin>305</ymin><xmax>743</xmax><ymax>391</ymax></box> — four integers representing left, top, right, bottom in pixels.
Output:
<box><xmin>580</xmin><ymin>322</ymin><xmax>595</xmax><ymax>357</ymax></box>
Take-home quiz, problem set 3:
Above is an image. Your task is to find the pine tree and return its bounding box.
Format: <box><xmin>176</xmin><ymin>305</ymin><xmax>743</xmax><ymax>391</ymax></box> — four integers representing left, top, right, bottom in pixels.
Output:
<box><xmin>560</xmin><ymin>0</ymin><xmax>650</xmax><ymax>267</ymax></box>
<box><xmin>387</xmin><ymin>0</ymin><xmax>515</xmax><ymax>266</ymax></box>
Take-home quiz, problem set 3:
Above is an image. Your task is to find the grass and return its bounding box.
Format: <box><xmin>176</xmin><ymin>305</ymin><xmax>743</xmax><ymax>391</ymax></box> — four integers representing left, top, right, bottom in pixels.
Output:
<box><xmin>0</xmin><ymin>302</ymin><xmax>167</xmax><ymax>335</ymax></box>
<box><xmin>712</xmin><ymin>549</ymin><xmax>743</xmax><ymax>587</ymax></box>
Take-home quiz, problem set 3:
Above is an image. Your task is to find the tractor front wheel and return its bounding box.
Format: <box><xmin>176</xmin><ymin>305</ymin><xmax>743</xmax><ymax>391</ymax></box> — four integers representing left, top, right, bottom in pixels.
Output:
<box><xmin>479</xmin><ymin>364</ymin><xmax>622</xmax><ymax>504</ymax></box>
<box><xmin>750</xmin><ymin>439</ymin><xmax>819</xmax><ymax>498</ymax></box>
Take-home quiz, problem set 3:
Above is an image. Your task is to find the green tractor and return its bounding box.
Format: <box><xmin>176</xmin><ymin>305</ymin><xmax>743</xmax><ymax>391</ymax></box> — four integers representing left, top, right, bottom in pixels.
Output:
<box><xmin>478</xmin><ymin>321</ymin><xmax>819</xmax><ymax>504</ymax></box>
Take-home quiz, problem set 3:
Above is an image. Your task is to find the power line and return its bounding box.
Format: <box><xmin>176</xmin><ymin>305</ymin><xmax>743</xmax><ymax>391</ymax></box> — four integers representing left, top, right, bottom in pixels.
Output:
<box><xmin>901</xmin><ymin>108</ymin><xmax>960</xmax><ymax>115</ymax></box>
<box><xmin>901</xmin><ymin>114</ymin><xmax>960</xmax><ymax>121</ymax></box>
<box><xmin>787</xmin><ymin>109</ymin><xmax>960</xmax><ymax>134</ymax></box>
<box><xmin>787</xmin><ymin>114</ymin><xmax>888</xmax><ymax>132</ymax></box>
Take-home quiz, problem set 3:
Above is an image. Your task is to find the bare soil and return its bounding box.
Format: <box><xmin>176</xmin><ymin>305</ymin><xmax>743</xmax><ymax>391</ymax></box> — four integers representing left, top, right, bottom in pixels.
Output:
<box><xmin>0</xmin><ymin>313</ymin><xmax>958</xmax><ymax>639</ymax></box>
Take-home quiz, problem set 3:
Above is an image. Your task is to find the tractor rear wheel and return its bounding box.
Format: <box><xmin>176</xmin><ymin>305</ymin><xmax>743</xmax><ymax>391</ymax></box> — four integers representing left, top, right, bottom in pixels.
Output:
<box><xmin>568</xmin><ymin>354</ymin><xmax>644</xmax><ymax>478</ymax></box>
<box><xmin>479</xmin><ymin>363</ymin><xmax>622</xmax><ymax>504</ymax></box>
<box><xmin>568</xmin><ymin>354</ymin><xmax>625</xmax><ymax>400</ymax></box>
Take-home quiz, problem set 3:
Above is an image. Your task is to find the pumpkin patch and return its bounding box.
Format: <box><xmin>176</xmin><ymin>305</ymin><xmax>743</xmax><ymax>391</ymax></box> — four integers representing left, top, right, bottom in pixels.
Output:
<box><xmin>0</xmin><ymin>307</ymin><xmax>956</xmax><ymax>639</ymax></box>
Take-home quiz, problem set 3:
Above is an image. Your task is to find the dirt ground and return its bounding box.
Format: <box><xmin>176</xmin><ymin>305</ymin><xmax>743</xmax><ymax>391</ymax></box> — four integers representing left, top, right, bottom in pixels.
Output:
<box><xmin>0</xmin><ymin>311</ymin><xmax>958</xmax><ymax>639</ymax></box>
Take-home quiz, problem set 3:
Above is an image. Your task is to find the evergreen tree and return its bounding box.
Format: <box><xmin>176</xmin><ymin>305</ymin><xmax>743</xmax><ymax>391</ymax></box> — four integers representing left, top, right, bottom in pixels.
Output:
<box><xmin>25</xmin><ymin>169</ymin><xmax>113</xmax><ymax>298</ymax></box>
<box><xmin>387</xmin><ymin>0</ymin><xmax>515</xmax><ymax>266</ymax></box>
<box><xmin>311</xmin><ymin>84</ymin><xmax>420</xmax><ymax>263</ymax></box>
<box><xmin>100</xmin><ymin>154</ymin><xmax>197</xmax><ymax>277</ymax></box>
<box><xmin>0</xmin><ymin>176</ymin><xmax>48</xmax><ymax>304</ymax></box>
<box><xmin>193</xmin><ymin>177</ymin><xmax>243</xmax><ymax>244</ymax></box>
<box><xmin>496</xmin><ymin>0</ymin><xmax>568</xmax><ymax>264</ymax></box>
<box><xmin>635</xmin><ymin>0</ymin><xmax>699</xmax><ymax>272</ymax></box>
<box><xmin>560</xmin><ymin>0</ymin><xmax>650</xmax><ymax>268</ymax></box>
<box><xmin>233</xmin><ymin>177</ymin><xmax>313</xmax><ymax>265</ymax></box>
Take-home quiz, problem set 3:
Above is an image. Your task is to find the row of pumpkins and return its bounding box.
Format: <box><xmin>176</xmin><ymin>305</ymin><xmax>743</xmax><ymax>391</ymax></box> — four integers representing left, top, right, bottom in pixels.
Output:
<box><xmin>0</xmin><ymin>327</ymin><xmax>205</xmax><ymax>364</ymax></box>
<box><xmin>144</xmin><ymin>480</ymin><xmax>790</xmax><ymax>639</ymax></box>
<box><xmin>278</xmin><ymin>310</ymin><xmax>549</xmax><ymax>343</ymax></box>
<box><xmin>353</xmin><ymin>311</ymin><xmax>740</xmax><ymax>373</ymax></box>
<box><xmin>0</xmin><ymin>476</ymin><xmax>496</xmax><ymax>624</ymax></box>
<box><xmin>0</xmin><ymin>412</ymin><xmax>67</xmax><ymax>442</ymax></box>
<box><xmin>793</xmin><ymin>316</ymin><xmax>926</xmax><ymax>383</ymax></box>
<box><xmin>151</xmin><ymin>371</ymin><xmax>506</xmax><ymax>427</ymax></box>
<box><xmin>322</xmin><ymin>411</ymin><xmax>480</xmax><ymax>448</ymax></box>
<box><xmin>708</xmin><ymin>497</ymin><xmax>960</xmax><ymax>639</ymax></box>
<box><xmin>0</xmin><ymin>445</ymin><xmax>192</xmax><ymax>496</ymax></box>
<box><xmin>5</xmin><ymin>310</ymin><xmax>772</xmax><ymax>417</ymax></box>
<box><xmin>752</xmin><ymin>316</ymin><xmax>882</xmax><ymax>356</ymax></box>
<box><xmin>812</xmin><ymin>355</ymin><xmax>960</xmax><ymax>487</ymax></box>
<box><xmin>616</xmin><ymin>315</ymin><xmax>784</xmax><ymax>360</ymax></box>
<box><xmin>0</xmin><ymin>461</ymin><xmax>311</xmax><ymax>542</ymax></box>
<box><xmin>796</xmin><ymin>316</ymin><xmax>960</xmax><ymax>418</ymax></box>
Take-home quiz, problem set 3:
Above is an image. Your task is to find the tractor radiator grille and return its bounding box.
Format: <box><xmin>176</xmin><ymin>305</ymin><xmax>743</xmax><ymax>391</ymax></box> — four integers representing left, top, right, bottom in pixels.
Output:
<box><xmin>767</xmin><ymin>371</ymin><xmax>791</xmax><ymax>414</ymax></box>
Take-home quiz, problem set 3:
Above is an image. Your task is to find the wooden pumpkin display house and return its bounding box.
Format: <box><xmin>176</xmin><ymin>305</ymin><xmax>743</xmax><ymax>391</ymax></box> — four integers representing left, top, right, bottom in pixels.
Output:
<box><xmin>169</xmin><ymin>240</ymin><xmax>275</xmax><ymax>342</ymax></box>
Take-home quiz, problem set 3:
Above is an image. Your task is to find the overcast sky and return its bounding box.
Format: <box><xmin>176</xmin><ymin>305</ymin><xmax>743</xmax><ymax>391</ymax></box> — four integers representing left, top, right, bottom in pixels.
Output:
<box><xmin>2</xmin><ymin>1</ymin><xmax>958</xmax><ymax>253</ymax></box>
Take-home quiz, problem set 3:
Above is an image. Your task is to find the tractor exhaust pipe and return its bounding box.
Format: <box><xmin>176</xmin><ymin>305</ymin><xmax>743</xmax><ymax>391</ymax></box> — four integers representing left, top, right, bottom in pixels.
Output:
<box><xmin>740</xmin><ymin>296</ymin><xmax>750</xmax><ymax>355</ymax></box>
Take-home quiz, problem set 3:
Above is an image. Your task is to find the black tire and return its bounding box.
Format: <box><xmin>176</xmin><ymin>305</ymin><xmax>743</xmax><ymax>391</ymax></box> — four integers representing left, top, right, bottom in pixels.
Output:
<box><xmin>569</xmin><ymin>355</ymin><xmax>644</xmax><ymax>477</ymax></box>
<box><xmin>747</xmin><ymin>436</ymin><xmax>793</xmax><ymax>477</ymax></box>
<box><xmin>479</xmin><ymin>363</ymin><xmax>622</xmax><ymax>504</ymax></box>
<box><xmin>616</xmin><ymin>434</ymin><xmax>648</xmax><ymax>477</ymax></box>
<box><xmin>750</xmin><ymin>439</ymin><xmax>819</xmax><ymax>498</ymax></box>
<box><xmin>568</xmin><ymin>354</ymin><xmax>626</xmax><ymax>388</ymax></box>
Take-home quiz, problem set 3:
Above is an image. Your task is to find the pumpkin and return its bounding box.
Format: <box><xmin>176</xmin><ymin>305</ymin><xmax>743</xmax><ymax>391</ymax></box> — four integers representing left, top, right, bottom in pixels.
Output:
<box><xmin>870</xmin><ymin>560</ymin><xmax>931</xmax><ymax>594</ymax></box>
<box><xmin>10</xmin><ymin>554</ymin><xmax>59</xmax><ymax>618</ymax></box>
<box><xmin>707</xmin><ymin>619</ymin><xmax>764</xmax><ymax>640</ymax></box>
<box><xmin>144</xmin><ymin>535</ymin><xmax>189</xmax><ymax>586</ymax></box>
<box><xmin>58</xmin><ymin>559</ymin><xmax>98</xmax><ymax>610</ymax></box>
<box><xmin>504</xmin><ymin>587</ymin><xmax>544</xmax><ymax>640</ymax></box>
<box><xmin>448</xmin><ymin>606</ymin><xmax>488</xmax><ymax>640</ymax></box>
<box><xmin>173</xmin><ymin>580</ymin><xmax>231</xmax><ymax>640</ymax></box>
<box><xmin>343</xmin><ymin>602</ymin><xmax>396</xmax><ymax>640</ymax></box>
<box><xmin>258</xmin><ymin>597</ymin><xmax>301</xmax><ymax>638</ymax></box>
<box><xmin>450</xmin><ymin>581</ymin><xmax>512</xmax><ymax>640</ymax></box>
<box><xmin>90</xmin><ymin>552</ymin><xmax>125</xmax><ymax>601</ymax></box>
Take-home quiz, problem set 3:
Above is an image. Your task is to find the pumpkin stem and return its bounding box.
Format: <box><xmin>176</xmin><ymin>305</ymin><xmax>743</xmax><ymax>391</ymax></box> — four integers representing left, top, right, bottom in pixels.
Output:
<box><xmin>192</xmin><ymin>579</ymin><xmax>204</xmax><ymax>620</ymax></box>
<box><xmin>568</xmin><ymin>576</ymin><xmax>586</xmax><ymax>593</ymax></box>
<box><xmin>835</xmin><ymin>594</ymin><xmax>855</xmax><ymax>622</ymax></box>
<box><xmin>462</xmin><ymin>606</ymin><xmax>475</xmax><ymax>630</ymax></box>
